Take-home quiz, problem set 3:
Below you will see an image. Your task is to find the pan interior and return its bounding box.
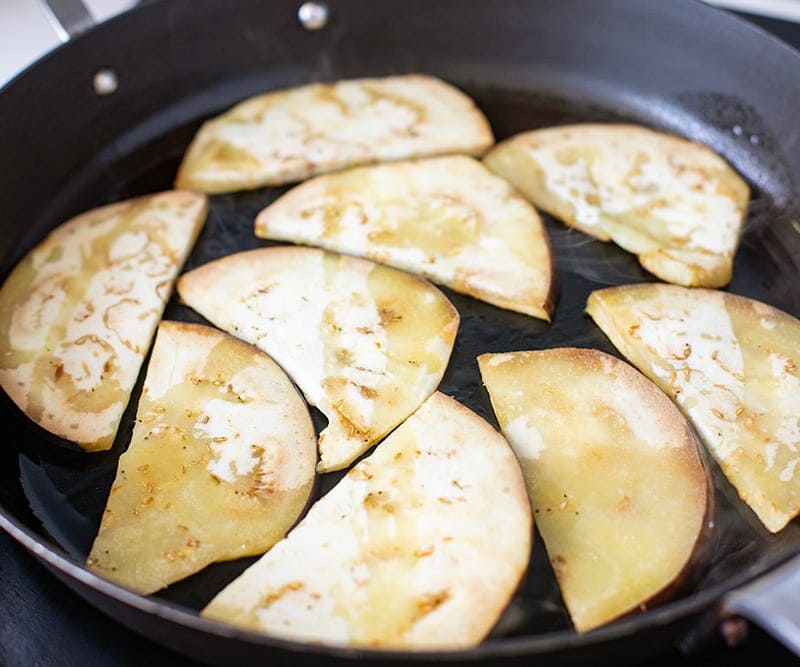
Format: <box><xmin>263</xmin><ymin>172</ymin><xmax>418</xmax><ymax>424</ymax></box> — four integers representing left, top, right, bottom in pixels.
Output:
<box><xmin>1</xmin><ymin>79</ymin><xmax>799</xmax><ymax>648</ymax></box>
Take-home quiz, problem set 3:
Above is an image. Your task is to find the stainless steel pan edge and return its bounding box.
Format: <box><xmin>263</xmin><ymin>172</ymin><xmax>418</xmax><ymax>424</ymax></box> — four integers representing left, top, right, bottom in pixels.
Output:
<box><xmin>1</xmin><ymin>0</ymin><xmax>800</xmax><ymax>662</ymax></box>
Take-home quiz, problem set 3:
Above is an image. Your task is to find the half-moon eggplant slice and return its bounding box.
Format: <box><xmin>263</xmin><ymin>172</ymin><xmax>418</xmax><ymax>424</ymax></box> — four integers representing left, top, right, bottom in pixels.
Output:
<box><xmin>0</xmin><ymin>191</ymin><xmax>207</xmax><ymax>451</ymax></box>
<box><xmin>587</xmin><ymin>283</ymin><xmax>800</xmax><ymax>533</ymax></box>
<box><xmin>254</xmin><ymin>155</ymin><xmax>555</xmax><ymax>320</ymax></box>
<box><xmin>202</xmin><ymin>392</ymin><xmax>532</xmax><ymax>650</ymax></box>
<box><xmin>484</xmin><ymin>124</ymin><xmax>749</xmax><ymax>287</ymax></box>
<box><xmin>175</xmin><ymin>74</ymin><xmax>494</xmax><ymax>193</ymax></box>
<box><xmin>479</xmin><ymin>348</ymin><xmax>711</xmax><ymax>632</ymax></box>
<box><xmin>177</xmin><ymin>247</ymin><xmax>459</xmax><ymax>472</ymax></box>
<box><xmin>87</xmin><ymin>321</ymin><xmax>317</xmax><ymax>595</ymax></box>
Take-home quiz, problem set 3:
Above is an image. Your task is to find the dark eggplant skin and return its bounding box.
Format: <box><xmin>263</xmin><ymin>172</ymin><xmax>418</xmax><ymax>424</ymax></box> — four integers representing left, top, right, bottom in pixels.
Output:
<box><xmin>609</xmin><ymin>432</ymin><xmax>717</xmax><ymax>629</ymax></box>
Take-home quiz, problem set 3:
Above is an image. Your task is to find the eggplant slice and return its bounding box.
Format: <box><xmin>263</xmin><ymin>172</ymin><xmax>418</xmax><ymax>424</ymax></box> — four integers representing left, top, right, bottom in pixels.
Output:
<box><xmin>479</xmin><ymin>348</ymin><xmax>711</xmax><ymax>632</ymax></box>
<box><xmin>484</xmin><ymin>124</ymin><xmax>749</xmax><ymax>287</ymax></box>
<box><xmin>587</xmin><ymin>284</ymin><xmax>800</xmax><ymax>533</ymax></box>
<box><xmin>177</xmin><ymin>247</ymin><xmax>459</xmax><ymax>473</ymax></box>
<box><xmin>86</xmin><ymin>321</ymin><xmax>317</xmax><ymax>595</ymax></box>
<box><xmin>202</xmin><ymin>392</ymin><xmax>532</xmax><ymax>650</ymax></box>
<box><xmin>255</xmin><ymin>155</ymin><xmax>555</xmax><ymax>320</ymax></box>
<box><xmin>0</xmin><ymin>191</ymin><xmax>207</xmax><ymax>452</ymax></box>
<box><xmin>175</xmin><ymin>74</ymin><xmax>494</xmax><ymax>193</ymax></box>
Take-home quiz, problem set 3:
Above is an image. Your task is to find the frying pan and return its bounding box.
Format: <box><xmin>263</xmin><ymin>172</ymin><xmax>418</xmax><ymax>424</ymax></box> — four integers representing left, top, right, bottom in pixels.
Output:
<box><xmin>1</xmin><ymin>0</ymin><xmax>799</xmax><ymax>664</ymax></box>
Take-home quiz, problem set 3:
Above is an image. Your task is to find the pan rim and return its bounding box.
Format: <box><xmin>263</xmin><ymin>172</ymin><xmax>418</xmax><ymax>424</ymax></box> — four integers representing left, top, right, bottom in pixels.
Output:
<box><xmin>3</xmin><ymin>465</ymin><xmax>799</xmax><ymax>659</ymax></box>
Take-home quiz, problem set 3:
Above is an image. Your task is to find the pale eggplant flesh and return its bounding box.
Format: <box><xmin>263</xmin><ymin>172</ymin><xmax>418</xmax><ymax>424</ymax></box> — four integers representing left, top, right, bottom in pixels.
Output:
<box><xmin>86</xmin><ymin>321</ymin><xmax>317</xmax><ymax>595</ymax></box>
<box><xmin>0</xmin><ymin>191</ymin><xmax>207</xmax><ymax>452</ymax></box>
<box><xmin>479</xmin><ymin>347</ymin><xmax>711</xmax><ymax>632</ymax></box>
<box><xmin>202</xmin><ymin>392</ymin><xmax>532</xmax><ymax>650</ymax></box>
<box><xmin>484</xmin><ymin>124</ymin><xmax>749</xmax><ymax>288</ymax></box>
<box><xmin>175</xmin><ymin>74</ymin><xmax>494</xmax><ymax>193</ymax></box>
<box><xmin>587</xmin><ymin>283</ymin><xmax>800</xmax><ymax>533</ymax></box>
<box><xmin>177</xmin><ymin>247</ymin><xmax>459</xmax><ymax>473</ymax></box>
<box><xmin>254</xmin><ymin>155</ymin><xmax>555</xmax><ymax>320</ymax></box>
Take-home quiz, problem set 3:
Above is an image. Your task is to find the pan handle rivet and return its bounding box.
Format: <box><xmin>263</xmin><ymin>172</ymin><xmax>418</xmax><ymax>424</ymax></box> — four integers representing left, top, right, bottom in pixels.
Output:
<box><xmin>720</xmin><ymin>617</ymin><xmax>749</xmax><ymax>647</ymax></box>
<box><xmin>93</xmin><ymin>69</ymin><xmax>118</xmax><ymax>96</ymax></box>
<box><xmin>298</xmin><ymin>1</ymin><xmax>329</xmax><ymax>31</ymax></box>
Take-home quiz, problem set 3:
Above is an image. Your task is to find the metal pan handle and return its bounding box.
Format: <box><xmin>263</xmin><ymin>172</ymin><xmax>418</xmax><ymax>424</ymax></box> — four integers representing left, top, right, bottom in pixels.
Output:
<box><xmin>722</xmin><ymin>553</ymin><xmax>800</xmax><ymax>656</ymax></box>
<box><xmin>39</xmin><ymin>0</ymin><xmax>96</xmax><ymax>42</ymax></box>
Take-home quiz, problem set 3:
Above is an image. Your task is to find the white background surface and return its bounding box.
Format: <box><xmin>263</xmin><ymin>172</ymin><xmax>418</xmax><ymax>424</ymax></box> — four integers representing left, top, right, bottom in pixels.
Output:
<box><xmin>1</xmin><ymin>0</ymin><xmax>799</xmax><ymax>88</ymax></box>
<box><xmin>708</xmin><ymin>0</ymin><xmax>800</xmax><ymax>21</ymax></box>
<box><xmin>0</xmin><ymin>0</ymin><xmax>134</xmax><ymax>87</ymax></box>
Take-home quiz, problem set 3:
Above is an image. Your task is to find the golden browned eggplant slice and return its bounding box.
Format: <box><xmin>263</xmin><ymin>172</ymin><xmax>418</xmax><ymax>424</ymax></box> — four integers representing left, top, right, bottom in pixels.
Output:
<box><xmin>202</xmin><ymin>392</ymin><xmax>531</xmax><ymax>649</ymax></box>
<box><xmin>478</xmin><ymin>348</ymin><xmax>710</xmax><ymax>632</ymax></box>
<box><xmin>0</xmin><ymin>191</ymin><xmax>207</xmax><ymax>452</ymax></box>
<box><xmin>587</xmin><ymin>284</ymin><xmax>800</xmax><ymax>533</ymax></box>
<box><xmin>177</xmin><ymin>247</ymin><xmax>459</xmax><ymax>473</ymax></box>
<box><xmin>86</xmin><ymin>321</ymin><xmax>317</xmax><ymax>595</ymax></box>
<box><xmin>175</xmin><ymin>74</ymin><xmax>494</xmax><ymax>193</ymax></box>
<box><xmin>254</xmin><ymin>155</ymin><xmax>555</xmax><ymax>320</ymax></box>
<box><xmin>484</xmin><ymin>124</ymin><xmax>749</xmax><ymax>287</ymax></box>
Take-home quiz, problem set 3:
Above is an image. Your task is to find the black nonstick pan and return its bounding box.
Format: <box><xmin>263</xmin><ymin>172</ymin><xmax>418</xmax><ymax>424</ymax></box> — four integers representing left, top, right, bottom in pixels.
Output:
<box><xmin>1</xmin><ymin>0</ymin><xmax>799</xmax><ymax>664</ymax></box>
